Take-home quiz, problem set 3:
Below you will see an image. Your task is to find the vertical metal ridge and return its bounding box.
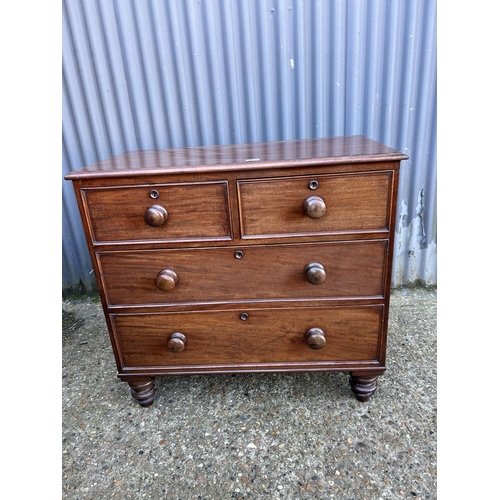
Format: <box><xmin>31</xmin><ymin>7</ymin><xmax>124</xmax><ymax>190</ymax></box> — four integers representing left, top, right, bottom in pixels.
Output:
<box><xmin>62</xmin><ymin>0</ymin><xmax>437</xmax><ymax>292</ymax></box>
<box><xmin>260</xmin><ymin>1</ymin><xmax>281</xmax><ymax>141</ymax></box>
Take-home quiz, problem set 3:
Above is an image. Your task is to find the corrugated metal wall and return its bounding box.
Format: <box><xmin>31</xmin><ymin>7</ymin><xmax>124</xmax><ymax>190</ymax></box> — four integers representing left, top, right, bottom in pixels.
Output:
<box><xmin>62</xmin><ymin>0</ymin><xmax>436</xmax><ymax>295</ymax></box>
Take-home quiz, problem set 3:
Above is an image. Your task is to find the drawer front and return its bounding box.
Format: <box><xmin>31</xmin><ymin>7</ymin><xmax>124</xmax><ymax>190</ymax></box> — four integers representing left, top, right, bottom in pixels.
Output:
<box><xmin>83</xmin><ymin>181</ymin><xmax>231</xmax><ymax>243</ymax></box>
<box><xmin>111</xmin><ymin>305</ymin><xmax>383</xmax><ymax>368</ymax></box>
<box><xmin>98</xmin><ymin>240</ymin><xmax>387</xmax><ymax>306</ymax></box>
<box><xmin>238</xmin><ymin>171</ymin><xmax>392</xmax><ymax>238</ymax></box>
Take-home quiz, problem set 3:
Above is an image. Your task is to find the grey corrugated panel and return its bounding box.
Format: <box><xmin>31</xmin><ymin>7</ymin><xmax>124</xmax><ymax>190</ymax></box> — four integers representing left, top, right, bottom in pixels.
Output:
<box><xmin>62</xmin><ymin>0</ymin><xmax>437</xmax><ymax>292</ymax></box>
<box><xmin>62</xmin><ymin>141</ymin><xmax>95</xmax><ymax>295</ymax></box>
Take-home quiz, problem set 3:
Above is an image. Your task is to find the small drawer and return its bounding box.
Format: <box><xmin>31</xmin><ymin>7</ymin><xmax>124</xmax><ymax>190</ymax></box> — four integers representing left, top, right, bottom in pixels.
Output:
<box><xmin>111</xmin><ymin>305</ymin><xmax>383</xmax><ymax>368</ymax></box>
<box><xmin>237</xmin><ymin>171</ymin><xmax>392</xmax><ymax>238</ymax></box>
<box><xmin>97</xmin><ymin>240</ymin><xmax>387</xmax><ymax>307</ymax></box>
<box><xmin>82</xmin><ymin>181</ymin><xmax>231</xmax><ymax>244</ymax></box>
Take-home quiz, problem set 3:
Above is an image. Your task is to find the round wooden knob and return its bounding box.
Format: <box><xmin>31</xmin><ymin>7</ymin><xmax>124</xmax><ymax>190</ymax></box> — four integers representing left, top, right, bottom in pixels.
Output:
<box><xmin>144</xmin><ymin>204</ymin><xmax>168</xmax><ymax>227</ymax></box>
<box><xmin>306</xmin><ymin>328</ymin><xmax>326</xmax><ymax>350</ymax></box>
<box><xmin>155</xmin><ymin>269</ymin><xmax>179</xmax><ymax>291</ymax></box>
<box><xmin>305</xmin><ymin>262</ymin><xmax>326</xmax><ymax>285</ymax></box>
<box><xmin>168</xmin><ymin>332</ymin><xmax>186</xmax><ymax>352</ymax></box>
<box><xmin>303</xmin><ymin>196</ymin><xmax>326</xmax><ymax>219</ymax></box>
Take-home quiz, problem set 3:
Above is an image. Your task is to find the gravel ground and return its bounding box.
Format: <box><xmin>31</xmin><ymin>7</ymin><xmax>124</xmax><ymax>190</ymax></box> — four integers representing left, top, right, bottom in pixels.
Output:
<box><xmin>62</xmin><ymin>288</ymin><xmax>437</xmax><ymax>499</ymax></box>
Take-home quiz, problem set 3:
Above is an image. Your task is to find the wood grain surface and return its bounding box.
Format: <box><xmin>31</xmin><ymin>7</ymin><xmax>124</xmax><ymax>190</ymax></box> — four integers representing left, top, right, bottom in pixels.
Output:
<box><xmin>83</xmin><ymin>181</ymin><xmax>230</xmax><ymax>243</ymax></box>
<box><xmin>238</xmin><ymin>171</ymin><xmax>391</xmax><ymax>237</ymax></box>
<box><xmin>97</xmin><ymin>240</ymin><xmax>387</xmax><ymax>306</ymax></box>
<box><xmin>112</xmin><ymin>305</ymin><xmax>383</xmax><ymax>368</ymax></box>
<box><xmin>65</xmin><ymin>136</ymin><xmax>408</xmax><ymax>179</ymax></box>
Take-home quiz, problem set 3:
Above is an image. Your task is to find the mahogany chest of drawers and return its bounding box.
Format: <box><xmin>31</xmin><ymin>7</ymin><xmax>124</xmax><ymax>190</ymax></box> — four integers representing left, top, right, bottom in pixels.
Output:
<box><xmin>65</xmin><ymin>136</ymin><xmax>408</xmax><ymax>406</ymax></box>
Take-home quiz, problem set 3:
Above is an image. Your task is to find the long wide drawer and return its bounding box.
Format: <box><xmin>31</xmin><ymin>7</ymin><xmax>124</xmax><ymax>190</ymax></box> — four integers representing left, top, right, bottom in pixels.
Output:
<box><xmin>97</xmin><ymin>240</ymin><xmax>388</xmax><ymax>307</ymax></box>
<box><xmin>237</xmin><ymin>171</ymin><xmax>392</xmax><ymax>238</ymax></box>
<box><xmin>82</xmin><ymin>181</ymin><xmax>231</xmax><ymax>244</ymax></box>
<box><xmin>111</xmin><ymin>305</ymin><xmax>384</xmax><ymax>369</ymax></box>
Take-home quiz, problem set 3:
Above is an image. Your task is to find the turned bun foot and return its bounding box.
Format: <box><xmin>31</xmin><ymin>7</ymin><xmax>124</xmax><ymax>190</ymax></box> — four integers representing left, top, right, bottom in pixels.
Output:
<box><xmin>127</xmin><ymin>377</ymin><xmax>157</xmax><ymax>407</ymax></box>
<box><xmin>349</xmin><ymin>373</ymin><xmax>378</xmax><ymax>402</ymax></box>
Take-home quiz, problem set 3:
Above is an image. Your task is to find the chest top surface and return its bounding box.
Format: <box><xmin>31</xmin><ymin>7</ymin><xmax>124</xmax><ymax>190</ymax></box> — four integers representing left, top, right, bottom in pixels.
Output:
<box><xmin>65</xmin><ymin>135</ymin><xmax>408</xmax><ymax>180</ymax></box>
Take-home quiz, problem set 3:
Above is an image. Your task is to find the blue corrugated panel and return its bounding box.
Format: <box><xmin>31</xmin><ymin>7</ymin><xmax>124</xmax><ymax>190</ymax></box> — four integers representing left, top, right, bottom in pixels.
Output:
<box><xmin>62</xmin><ymin>0</ymin><xmax>436</xmax><ymax>294</ymax></box>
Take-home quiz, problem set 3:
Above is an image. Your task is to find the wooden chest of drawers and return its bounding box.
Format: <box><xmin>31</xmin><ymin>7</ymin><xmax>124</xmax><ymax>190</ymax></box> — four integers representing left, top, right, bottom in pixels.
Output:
<box><xmin>65</xmin><ymin>136</ymin><xmax>408</xmax><ymax>406</ymax></box>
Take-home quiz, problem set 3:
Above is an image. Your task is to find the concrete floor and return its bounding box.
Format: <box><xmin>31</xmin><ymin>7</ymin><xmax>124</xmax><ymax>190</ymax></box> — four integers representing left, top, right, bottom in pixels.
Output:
<box><xmin>62</xmin><ymin>287</ymin><xmax>437</xmax><ymax>499</ymax></box>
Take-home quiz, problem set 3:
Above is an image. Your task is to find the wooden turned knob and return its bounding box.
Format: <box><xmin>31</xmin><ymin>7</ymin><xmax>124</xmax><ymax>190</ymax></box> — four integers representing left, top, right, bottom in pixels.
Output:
<box><xmin>306</xmin><ymin>328</ymin><xmax>326</xmax><ymax>350</ymax></box>
<box><xmin>144</xmin><ymin>204</ymin><xmax>168</xmax><ymax>227</ymax></box>
<box><xmin>303</xmin><ymin>196</ymin><xmax>326</xmax><ymax>219</ymax></box>
<box><xmin>155</xmin><ymin>269</ymin><xmax>179</xmax><ymax>291</ymax></box>
<box><xmin>305</xmin><ymin>262</ymin><xmax>326</xmax><ymax>285</ymax></box>
<box><xmin>168</xmin><ymin>332</ymin><xmax>186</xmax><ymax>352</ymax></box>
